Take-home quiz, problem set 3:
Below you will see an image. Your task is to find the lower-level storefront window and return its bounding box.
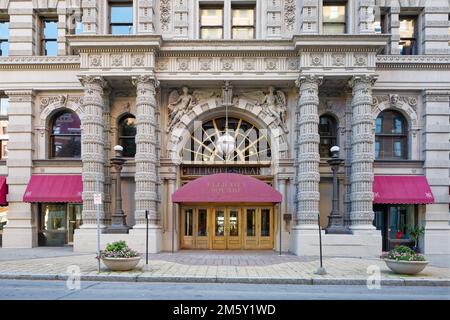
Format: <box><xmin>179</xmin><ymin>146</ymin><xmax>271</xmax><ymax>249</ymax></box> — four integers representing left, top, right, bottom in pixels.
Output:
<box><xmin>374</xmin><ymin>204</ymin><xmax>417</xmax><ymax>251</ymax></box>
<box><xmin>39</xmin><ymin>203</ymin><xmax>82</xmax><ymax>246</ymax></box>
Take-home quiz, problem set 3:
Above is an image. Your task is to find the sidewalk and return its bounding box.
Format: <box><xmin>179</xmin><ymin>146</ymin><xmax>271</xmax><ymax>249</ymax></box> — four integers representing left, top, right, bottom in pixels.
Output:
<box><xmin>0</xmin><ymin>248</ymin><xmax>449</xmax><ymax>286</ymax></box>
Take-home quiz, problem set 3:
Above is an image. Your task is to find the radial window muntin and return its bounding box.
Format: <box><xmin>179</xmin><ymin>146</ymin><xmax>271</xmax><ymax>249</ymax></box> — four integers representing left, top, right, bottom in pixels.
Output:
<box><xmin>181</xmin><ymin>117</ymin><xmax>272</xmax><ymax>164</ymax></box>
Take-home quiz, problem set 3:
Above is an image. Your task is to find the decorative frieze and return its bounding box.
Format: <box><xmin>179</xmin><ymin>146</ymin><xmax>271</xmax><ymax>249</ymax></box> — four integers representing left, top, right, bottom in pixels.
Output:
<box><xmin>155</xmin><ymin>55</ymin><xmax>300</xmax><ymax>74</ymax></box>
<box><xmin>79</xmin><ymin>51</ymin><xmax>155</xmax><ymax>70</ymax></box>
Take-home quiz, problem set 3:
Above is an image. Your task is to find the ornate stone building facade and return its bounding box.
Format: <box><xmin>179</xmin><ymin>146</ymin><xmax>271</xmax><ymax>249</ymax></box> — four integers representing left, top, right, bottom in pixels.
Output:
<box><xmin>0</xmin><ymin>0</ymin><xmax>449</xmax><ymax>261</ymax></box>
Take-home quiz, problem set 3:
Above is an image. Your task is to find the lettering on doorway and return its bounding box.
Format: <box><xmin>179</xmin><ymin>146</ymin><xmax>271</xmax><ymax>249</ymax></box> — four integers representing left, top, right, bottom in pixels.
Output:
<box><xmin>207</xmin><ymin>182</ymin><xmax>243</xmax><ymax>194</ymax></box>
<box><xmin>182</xmin><ymin>166</ymin><xmax>261</xmax><ymax>177</ymax></box>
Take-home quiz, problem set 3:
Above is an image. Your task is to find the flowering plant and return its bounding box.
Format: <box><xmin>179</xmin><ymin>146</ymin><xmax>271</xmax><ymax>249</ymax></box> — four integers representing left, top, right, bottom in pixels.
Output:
<box><xmin>382</xmin><ymin>245</ymin><xmax>426</xmax><ymax>262</ymax></box>
<box><xmin>99</xmin><ymin>240</ymin><xmax>140</xmax><ymax>259</ymax></box>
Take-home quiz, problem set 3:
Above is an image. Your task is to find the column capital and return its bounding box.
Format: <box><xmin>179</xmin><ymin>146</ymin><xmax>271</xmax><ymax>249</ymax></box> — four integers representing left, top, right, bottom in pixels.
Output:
<box><xmin>78</xmin><ymin>75</ymin><xmax>107</xmax><ymax>90</ymax></box>
<box><xmin>295</xmin><ymin>75</ymin><xmax>323</xmax><ymax>88</ymax></box>
<box><xmin>131</xmin><ymin>75</ymin><xmax>160</xmax><ymax>90</ymax></box>
<box><xmin>348</xmin><ymin>74</ymin><xmax>378</xmax><ymax>89</ymax></box>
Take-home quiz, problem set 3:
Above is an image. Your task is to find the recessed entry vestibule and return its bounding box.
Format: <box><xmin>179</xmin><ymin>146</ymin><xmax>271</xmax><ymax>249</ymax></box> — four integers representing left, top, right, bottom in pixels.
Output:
<box><xmin>181</xmin><ymin>205</ymin><xmax>274</xmax><ymax>250</ymax></box>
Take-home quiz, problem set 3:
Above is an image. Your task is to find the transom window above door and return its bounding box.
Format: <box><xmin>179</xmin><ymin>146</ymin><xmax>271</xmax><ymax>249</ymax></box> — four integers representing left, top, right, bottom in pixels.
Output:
<box><xmin>181</xmin><ymin>117</ymin><xmax>271</xmax><ymax>164</ymax></box>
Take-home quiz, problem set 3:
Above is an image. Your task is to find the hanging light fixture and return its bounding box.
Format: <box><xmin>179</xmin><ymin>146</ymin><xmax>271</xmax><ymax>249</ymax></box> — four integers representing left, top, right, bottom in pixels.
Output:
<box><xmin>216</xmin><ymin>83</ymin><xmax>235</xmax><ymax>159</ymax></box>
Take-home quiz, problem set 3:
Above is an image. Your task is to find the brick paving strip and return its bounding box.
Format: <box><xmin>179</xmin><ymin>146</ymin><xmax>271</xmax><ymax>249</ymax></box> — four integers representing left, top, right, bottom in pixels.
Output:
<box><xmin>0</xmin><ymin>251</ymin><xmax>449</xmax><ymax>286</ymax></box>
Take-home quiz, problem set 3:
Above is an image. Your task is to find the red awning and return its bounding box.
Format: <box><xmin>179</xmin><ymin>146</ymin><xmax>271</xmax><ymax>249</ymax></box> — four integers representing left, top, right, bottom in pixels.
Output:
<box><xmin>23</xmin><ymin>175</ymin><xmax>83</xmax><ymax>203</ymax></box>
<box><xmin>172</xmin><ymin>173</ymin><xmax>282</xmax><ymax>203</ymax></box>
<box><xmin>0</xmin><ymin>176</ymin><xmax>7</xmax><ymax>206</ymax></box>
<box><xmin>373</xmin><ymin>175</ymin><xmax>435</xmax><ymax>204</ymax></box>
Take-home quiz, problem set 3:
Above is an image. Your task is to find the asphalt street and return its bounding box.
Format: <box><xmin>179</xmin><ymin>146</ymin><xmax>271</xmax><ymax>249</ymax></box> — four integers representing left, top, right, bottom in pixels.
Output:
<box><xmin>0</xmin><ymin>279</ymin><xmax>448</xmax><ymax>300</ymax></box>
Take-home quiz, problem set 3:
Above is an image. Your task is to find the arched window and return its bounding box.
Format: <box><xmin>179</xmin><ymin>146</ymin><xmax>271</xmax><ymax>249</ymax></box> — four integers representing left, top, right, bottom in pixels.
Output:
<box><xmin>50</xmin><ymin>110</ymin><xmax>81</xmax><ymax>158</ymax></box>
<box><xmin>375</xmin><ymin>110</ymin><xmax>408</xmax><ymax>160</ymax></box>
<box><xmin>319</xmin><ymin>115</ymin><xmax>337</xmax><ymax>158</ymax></box>
<box><xmin>118</xmin><ymin>114</ymin><xmax>136</xmax><ymax>157</ymax></box>
<box><xmin>181</xmin><ymin>117</ymin><xmax>271</xmax><ymax>163</ymax></box>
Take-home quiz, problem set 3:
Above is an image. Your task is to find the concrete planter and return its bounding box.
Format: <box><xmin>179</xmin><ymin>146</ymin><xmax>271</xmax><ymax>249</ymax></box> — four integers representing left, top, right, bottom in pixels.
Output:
<box><xmin>384</xmin><ymin>259</ymin><xmax>428</xmax><ymax>275</ymax></box>
<box><xmin>101</xmin><ymin>256</ymin><xmax>141</xmax><ymax>271</ymax></box>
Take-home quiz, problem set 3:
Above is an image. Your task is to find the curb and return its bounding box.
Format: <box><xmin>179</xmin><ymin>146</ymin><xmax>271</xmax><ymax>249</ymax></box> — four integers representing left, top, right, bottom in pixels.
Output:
<box><xmin>0</xmin><ymin>273</ymin><xmax>449</xmax><ymax>286</ymax></box>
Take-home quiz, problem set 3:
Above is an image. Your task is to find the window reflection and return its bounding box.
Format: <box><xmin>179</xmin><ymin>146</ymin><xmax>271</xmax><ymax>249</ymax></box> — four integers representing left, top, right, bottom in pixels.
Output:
<box><xmin>232</xmin><ymin>7</ymin><xmax>255</xmax><ymax>39</ymax></box>
<box><xmin>246</xmin><ymin>209</ymin><xmax>256</xmax><ymax>237</ymax></box>
<box><xmin>0</xmin><ymin>21</ymin><xmax>9</xmax><ymax>56</ymax></box>
<box><xmin>42</xmin><ymin>19</ymin><xmax>58</xmax><ymax>56</ymax></box>
<box><xmin>198</xmin><ymin>209</ymin><xmax>207</xmax><ymax>237</ymax></box>
<box><xmin>184</xmin><ymin>208</ymin><xmax>193</xmax><ymax>236</ymax></box>
<box><xmin>319</xmin><ymin>115</ymin><xmax>337</xmax><ymax>158</ymax></box>
<box><xmin>260</xmin><ymin>209</ymin><xmax>270</xmax><ymax>237</ymax></box>
<box><xmin>375</xmin><ymin>110</ymin><xmax>408</xmax><ymax>160</ymax></box>
<box><xmin>399</xmin><ymin>16</ymin><xmax>418</xmax><ymax>55</ymax></box>
<box><xmin>118</xmin><ymin>115</ymin><xmax>136</xmax><ymax>157</ymax></box>
<box><xmin>200</xmin><ymin>7</ymin><xmax>223</xmax><ymax>39</ymax></box>
<box><xmin>215</xmin><ymin>210</ymin><xmax>225</xmax><ymax>236</ymax></box>
<box><xmin>323</xmin><ymin>4</ymin><xmax>346</xmax><ymax>34</ymax></box>
<box><xmin>50</xmin><ymin>111</ymin><xmax>81</xmax><ymax>158</ymax></box>
<box><xmin>110</xmin><ymin>3</ymin><xmax>133</xmax><ymax>35</ymax></box>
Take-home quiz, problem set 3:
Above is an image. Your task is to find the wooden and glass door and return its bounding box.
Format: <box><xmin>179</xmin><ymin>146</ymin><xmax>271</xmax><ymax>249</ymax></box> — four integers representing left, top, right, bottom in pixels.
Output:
<box><xmin>243</xmin><ymin>208</ymin><xmax>274</xmax><ymax>249</ymax></box>
<box><xmin>212</xmin><ymin>208</ymin><xmax>241</xmax><ymax>250</ymax></box>
<box><xmin>180</xmin><ymin>206</ymin><xmax>274</xmax><ymax>250</ymax></box>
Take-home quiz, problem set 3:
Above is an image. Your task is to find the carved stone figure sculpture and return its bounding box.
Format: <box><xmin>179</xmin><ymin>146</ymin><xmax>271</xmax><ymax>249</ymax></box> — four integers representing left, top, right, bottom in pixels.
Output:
<box><xmin>240</xmin><ymin>86</ymin><xmax>288</xmax><ymax>133</ymax></box>
<box><xmin>167</xmin><ymin>86</ymin><xmax>193</xmax><ymax>133</ymax></box>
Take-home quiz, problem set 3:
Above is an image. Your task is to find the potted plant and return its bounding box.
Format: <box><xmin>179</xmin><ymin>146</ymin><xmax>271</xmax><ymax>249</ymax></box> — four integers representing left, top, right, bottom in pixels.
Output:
<box><xmin>98</xmin><ymin>240</ymin><xmax>141</xmax><ymax>271</ymax></box>
<box><xmin>408</xmin><ymin>225</ymin><xmax>425</xmax><ymax>252</ymax></box>
<box><xmin>381</xmin><ymin>245</ymin><xmax>428</xmax><ymax>275</ymax></box>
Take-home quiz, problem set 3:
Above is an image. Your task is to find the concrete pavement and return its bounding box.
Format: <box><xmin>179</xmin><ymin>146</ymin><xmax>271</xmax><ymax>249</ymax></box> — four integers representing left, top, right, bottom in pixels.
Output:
<box><xmin>0</xmin><ymin>279</ymin><xmax>449</xmax><ymax>300</ymax></box>
<box><xmin>0</xmin><ymin>248</ymin><xmax>449</xmax><ymax>286</ymax></box>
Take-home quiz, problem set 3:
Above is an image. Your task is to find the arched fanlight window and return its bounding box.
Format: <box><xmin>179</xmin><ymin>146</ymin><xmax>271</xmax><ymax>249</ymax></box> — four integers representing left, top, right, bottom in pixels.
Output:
<box><xmin>118</xmin><ymin>114</ymin><xmax>136</xmax><ymax>157</ymax></box>
<box><xmin>50</xmin><ymin>110</ymin><xmax>81</xmax><ymax>158</ymax></box>
<box><xmin>181</xmin><ymin>117</ymin><xmax>271</xmax><ymax>163</ymax></box>
<box><xmin>319</xmin><ymin>115</ymin><xmax>337</xmax><ymax>158</ymax></box>
<box><xmin>375</xmin><ymin>110</ymin><xmax>408</xmax><ymax>160</ymax></box>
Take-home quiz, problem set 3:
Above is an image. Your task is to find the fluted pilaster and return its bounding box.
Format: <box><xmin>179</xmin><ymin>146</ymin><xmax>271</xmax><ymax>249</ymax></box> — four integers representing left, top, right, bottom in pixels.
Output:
<box><xmin>132</xmin><ymin>75</ymin><xmax>160</xmax><ymax>225</ymax></box>
<box><xmin>349</xmin><ymin>75</ymin><xmax>377</xmax><ymax>229</ymax></box>
<box><xmin>295</xmin><ymin>75</ymin><xmax>322</xmax><ymax>226</ymax></box>
<box><xmin>79</xmin><ymin>76</ymin><xmax>107</xmax><ymax>226</ymax></box>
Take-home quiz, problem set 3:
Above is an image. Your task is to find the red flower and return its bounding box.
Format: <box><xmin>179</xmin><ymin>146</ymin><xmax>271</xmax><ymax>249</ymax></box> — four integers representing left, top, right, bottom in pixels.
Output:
<box><xmin>396</xmin><ymin>231</ymin><xmax>403</xmax><ymax>239</ymax></box>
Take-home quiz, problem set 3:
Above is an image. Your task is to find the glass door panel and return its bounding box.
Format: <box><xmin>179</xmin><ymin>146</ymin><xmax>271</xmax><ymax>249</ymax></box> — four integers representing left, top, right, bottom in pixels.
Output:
<box><xmin>196</xmin><ymin>208</ymin><xmax>209</xmax><ymax>249</ymax></box>
<box><xmin>181</xmin><ymin>208</ymin><xmax>195</xmax><ymax>248</ymax></box>
<box><xmin>227</xmin><ymin>208</ymin><xmax>241</xmax><ymax>249</ymax></box>
<box><xmin>244</xmin><ymin>208</ymin><xmax>258</xmax><ymax>249</ymax></box>
<box><xmin>258</xmin><ymin>208</ymin><xmax>273</xmax><ymax>249</ymax></box>
<box><xmin>212</xmin><ymin>208</ymin><xmax>226</xmax><ymax>249</ymax></box>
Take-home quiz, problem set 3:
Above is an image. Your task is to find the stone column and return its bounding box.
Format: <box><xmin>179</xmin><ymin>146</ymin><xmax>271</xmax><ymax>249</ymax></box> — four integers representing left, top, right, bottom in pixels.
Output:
<box><xmin>102</xmin><ymin>88</ymin><xmax>112</xmax><ymax>226</ymax></box>
<box><xmin>2</xmin><ymin>90</ymin><xmax>36</xmax><ymax>248</ymax></box>
<box><xmin>294</xmin><ymin>75</ymin><xmax>322</xmax><ymax>227</ymax></box>
<box><xmin>349</xmin><ymin>75</ymin><xmax>376</xmax><ymax>230</ymax></box>
<box><xmin>291</xmin><ymin>75</ymin><xmax>322</xmax><ymax>255</ymax></box>
<box><xmin>130</xmin><ymin>75</ymin><xmax>161</xmax><ymax>253</ymax></box>
<box><xmin>79</xmin><ymin>76</ymin><xmax>107</xmax><ymax>228</ymax></box>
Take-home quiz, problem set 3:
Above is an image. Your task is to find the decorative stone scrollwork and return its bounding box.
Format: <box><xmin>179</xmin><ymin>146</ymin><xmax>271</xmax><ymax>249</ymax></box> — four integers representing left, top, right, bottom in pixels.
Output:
<box><xmin>284</xmin><ymin>0</ymin><xmax>296</xmax><ymax>32</ymax></box>
<box><xmin>160</xmin><ymin>0</ymin><xmax>171</xmax><ymax>32</ymax></box>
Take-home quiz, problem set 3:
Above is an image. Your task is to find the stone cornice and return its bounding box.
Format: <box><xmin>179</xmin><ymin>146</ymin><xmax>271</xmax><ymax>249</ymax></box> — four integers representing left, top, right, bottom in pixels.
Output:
<box><xmin>67</xmin><ymin>35</ymin><xmax>163</xmax><ymax>54</ymax></box>
<box><xmin>376</xmin><ymin>55</ymin><xmax>450</xmax><ymax>69</ymax></box>
<box><xmin>0</xmin><ymin>56</ymin><xmax>80</xmax><ymax>70</ymax></box>
<box><xmin>293</xmin><ymin>34</ymin><xmax>389</xmax><ymax>53</ymax></box>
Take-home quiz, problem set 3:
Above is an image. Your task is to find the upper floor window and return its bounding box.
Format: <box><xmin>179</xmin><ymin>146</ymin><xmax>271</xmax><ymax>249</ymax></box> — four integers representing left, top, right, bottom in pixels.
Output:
<box><xmin>319</xmin><ymin>115</ymin><xmax>337</xmax><ymax>158</ymax></box>
<box><xmin>0</xmin><ymin>20</ymin><xmax>9</xmax><ymax>56</ymax></box>
<box><xmin>41</xmin><ymin>18</ymin><xmax>58</xmax><ymax>56</ymax></box>
<box><xmin>200</xmin><ymin>6</ymin><xmax>223</xmax><ymax>39</ymax></box>
<box><xmin>118</xmin><ymin>114</ymin><xmax>136</xmax><ymax>157</ymax></box>
<box><xmin>399</xmin><ymin>15</ymin><xmax>418</xmax><ymax>55</ymax></box>
<box><xmin>109</xmin><ymin>2</ymin><xmax>133</xmax><ymax>35</ymax></box>
<box><xmin>375</xmin><ymin>110</ymin><xmax>408</xmax><ymax>160</ymax></box>
<box><xmin>50</xmin><ymin>110</ymin><xmax>81</xmax><ymax>158</ymax></box>
<box><xmin>232</xmin><ymin>6</ymin><xmax>255</xmax><ymax>39</ymax></box>
<box><xmin>323</xmin><ymin>2</ymin><xmax>347</xmax><ymax>34</ymax></box>
<box><xmin>0</xmin><ymin>97</ymin><xmax>8</xmax><ymax>160</ymax></box>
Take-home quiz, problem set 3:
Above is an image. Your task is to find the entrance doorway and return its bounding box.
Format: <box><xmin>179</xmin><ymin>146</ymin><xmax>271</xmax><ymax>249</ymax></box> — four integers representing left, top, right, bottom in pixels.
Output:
<box><xmin>181</xmin><ymin>206</ymin><xmax>274</xmax><ymax>250</ymax></box>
